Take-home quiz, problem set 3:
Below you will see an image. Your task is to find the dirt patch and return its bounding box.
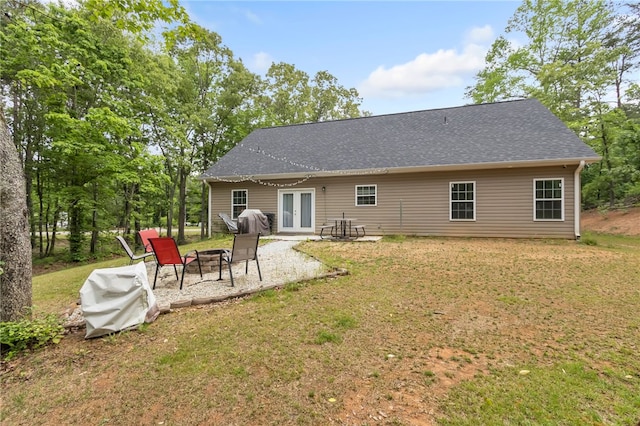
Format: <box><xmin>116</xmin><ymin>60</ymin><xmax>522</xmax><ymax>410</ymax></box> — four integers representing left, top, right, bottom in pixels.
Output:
<box><xmin>581</xmin><ymin>206</ymin><xmax>640</xmax><ymax>236</ymax></box>
<box><xmin>339</xmin><ymin>347</ymin><xmax>490</xmax><ymax>426</ymax></box>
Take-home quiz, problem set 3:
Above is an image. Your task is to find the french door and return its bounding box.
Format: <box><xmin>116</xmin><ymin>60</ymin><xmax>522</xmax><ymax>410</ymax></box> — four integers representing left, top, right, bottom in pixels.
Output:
<box><xmin>278</xmin><ymin>189</ymin><xmax>315</xmax><ymax>233</ymax></box>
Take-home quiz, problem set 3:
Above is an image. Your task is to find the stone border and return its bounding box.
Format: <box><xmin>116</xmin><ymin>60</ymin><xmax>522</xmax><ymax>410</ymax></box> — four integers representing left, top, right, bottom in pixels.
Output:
<box><xmin>63</xmin><ymin>267</ymin><xmax>348</xmax><ymax>330</ymax></box>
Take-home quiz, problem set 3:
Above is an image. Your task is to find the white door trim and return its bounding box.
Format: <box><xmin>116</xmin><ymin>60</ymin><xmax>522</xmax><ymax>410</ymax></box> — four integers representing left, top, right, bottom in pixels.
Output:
<box><xmin>277</xmin><ymin>188</ymin><xmax>315</xmax><ymax>233</ymax></box>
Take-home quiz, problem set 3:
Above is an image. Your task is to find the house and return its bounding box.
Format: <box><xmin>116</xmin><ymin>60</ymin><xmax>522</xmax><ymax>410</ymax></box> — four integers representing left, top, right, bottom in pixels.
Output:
<box><xmin>201</xmin><ymin>99</ymin><xmax>600</xmax><ymax>239</ymax></box>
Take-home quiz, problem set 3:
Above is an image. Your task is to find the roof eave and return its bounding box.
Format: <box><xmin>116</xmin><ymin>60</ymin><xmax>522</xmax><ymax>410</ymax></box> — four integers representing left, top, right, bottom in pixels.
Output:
<box><xmin>382</xmin><ymin>156</ymin><xmax>602</xmax><ymax>175</ymax></box>
<box><xmin>201</xmin><ymin>156</ymin><xmax>602</xmax><ymax>182</ymax></box>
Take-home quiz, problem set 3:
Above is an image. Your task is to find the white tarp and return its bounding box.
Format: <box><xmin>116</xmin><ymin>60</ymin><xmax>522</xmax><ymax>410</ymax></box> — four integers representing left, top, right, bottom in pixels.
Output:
<box><xmin>80</xmin><ymin>261</ymin><xmax>160</xmax><ymax>339</ymax></box>
<box><xmin>238</xmin><ymin>209</ymin><xmax>270</xmax><ymax>235</ymax></box>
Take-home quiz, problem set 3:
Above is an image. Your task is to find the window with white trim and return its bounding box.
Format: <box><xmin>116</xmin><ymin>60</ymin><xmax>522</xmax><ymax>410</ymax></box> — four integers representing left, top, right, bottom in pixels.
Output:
<box><xmin>231</xmin><ymin>189</ymin><xmax>248</xmax><ymax>219</ymax></box>
<box><xmin>450</xmin><ymin>181</ymin><xmax>475</xmax><ymax>221</ymax></box>
<box><xmin>534</xmin><ymin>179</ymin><xmax>563</xmax><ymax>220</ymax></box>
<box><xmin>356</xmin><ymin>185</ymin><xmax>377</xmax><ymax>206</ymax></box>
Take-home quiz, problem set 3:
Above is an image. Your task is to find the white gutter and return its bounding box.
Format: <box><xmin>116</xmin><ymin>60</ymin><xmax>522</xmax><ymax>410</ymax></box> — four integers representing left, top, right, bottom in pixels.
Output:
<box><xmin>574</xmin><ymin>160</ymin><xmax>586</xmax><ymax>240</ymax></box>
<box><xmin>207</xmin><ymin>182</ymin><xmax>213</xmax><ymax>238</ymax></box>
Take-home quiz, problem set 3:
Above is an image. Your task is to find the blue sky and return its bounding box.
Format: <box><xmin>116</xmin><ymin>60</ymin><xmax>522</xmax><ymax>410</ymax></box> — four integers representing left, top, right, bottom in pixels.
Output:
<box><xmin>181</xmin><ymin>1</ymin><xmax>520</xmax><ymax>115</ymax></box>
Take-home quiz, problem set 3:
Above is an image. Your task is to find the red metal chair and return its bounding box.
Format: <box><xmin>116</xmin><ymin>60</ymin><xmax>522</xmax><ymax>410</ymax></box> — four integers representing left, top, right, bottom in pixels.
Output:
<box><xmin>148</xmin><ymin>237</ymin><xmax>202</xmax><ymax>290</ymax></box>
<box><xmin>138</xmin><ymin>229</ymin><xmax>159</xmax><ymax>253</ymax></box>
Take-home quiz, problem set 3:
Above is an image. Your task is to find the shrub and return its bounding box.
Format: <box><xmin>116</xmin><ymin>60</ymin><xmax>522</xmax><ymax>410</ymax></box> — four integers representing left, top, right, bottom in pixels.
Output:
<box><xmin>0</xmin><ymin>313</ymin><xmax>65</xmax><ymax>360</ymax></box>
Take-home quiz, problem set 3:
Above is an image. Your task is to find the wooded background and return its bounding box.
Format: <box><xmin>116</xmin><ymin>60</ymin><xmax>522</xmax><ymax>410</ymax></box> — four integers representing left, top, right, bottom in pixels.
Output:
<box><xmin>2</xmin><ymin>0</ymin><xmax>639</xmax><ymax>263</ymax></box>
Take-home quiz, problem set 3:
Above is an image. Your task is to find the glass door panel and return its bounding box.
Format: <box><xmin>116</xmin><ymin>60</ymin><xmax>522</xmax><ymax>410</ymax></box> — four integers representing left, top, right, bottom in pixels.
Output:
<box><xmin>282</xmin><ymin>193</ymin><xmax>294</xmax><ymax>228</ymax></box>
<box><xmin>278</xmin><ymin>190</ymin><xmax>314</xmax><ymax>232</ymax></box>
<box><xmin>301</xmin><ymin>193</ymin><xmax>312</xmax><ymax>228</ymax></box>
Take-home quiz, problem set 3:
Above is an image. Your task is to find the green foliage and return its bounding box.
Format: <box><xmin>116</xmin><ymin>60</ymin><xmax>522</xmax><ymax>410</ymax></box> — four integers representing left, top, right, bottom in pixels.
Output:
<box><xmin>313</xmin><ymin>312</ymin><xmax>357</xmax><ymax>345</ymax></box>
<box><xmin>82</xmin><ymin>0</ymin><xmax>189</xmax><ymax>35</ymax></box>
<box><xmin>2</xmin><ymin>0</ymin><xmax>370</xmax><ymax>262</ymax></box>
<box><xmin>423</xmin><ymin>370</ymin><xmax>437</xmax><ymax>385</ymax></box>
<box><xmin>467</xmin><ymin>1</ymin><xmax>640</xmax><ymax>208</ymax></box>
<box><xmin>0</xmin><ymin>314</ymin><xmax>65</xmax><ymax>360</ymax></box>
<box><xmin>258</xmin><ymin>62</ymin><xmax>368</xmax><ymax>127</ymax></box>
<box><xmin>581</xmin><ymin>105</ymin><xmax>640</xmax><ymax>208</ymax></box>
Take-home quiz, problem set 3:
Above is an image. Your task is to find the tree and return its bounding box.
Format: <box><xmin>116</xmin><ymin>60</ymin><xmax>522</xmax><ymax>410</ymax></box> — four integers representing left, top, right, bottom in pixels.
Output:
<box><xmin>157</xmin><ymin>25</ymin><xmax>260</xmax><ymax>243</ymax></box>
<box><xmin>1</xmin><ymin>1</ymin><xmax>188</xmax><ymax>259</ymax></box>
<box><xmin>0</xmin><ymin>110</ymin><xmax>32</xmax><ymax>322</ymax></box>
<box><xmin>467</xmin><ymin>0</ymin><xmax>619</xmax><ymax>119</ymax></box>
<box><xmin>1</xmin><ymin>0</ymin><xmax>373</xmax><ymax>263</ymax></box>
<box><xmin>1</xmin><ymin>1</ymin><xmax>57</xmax><ymax>254</ymax></box>
<box><xmin>258</xmin><ymin>63</ymin><xmax>368</xmax><ymax>126</ymax></box>
<box><xmin>466</xmin><ymin>0</ymin><xmax>640</xmax><ymax>207</ymax></box>
<box><xmin>193</xmin><ymin>60</ymin><xmax>263</xmax><ymax>239</ymax></box>
<box><xmin>607</xmin><ymin>2</ymin><xmax>640</xmax><ymax>109</ymax></box>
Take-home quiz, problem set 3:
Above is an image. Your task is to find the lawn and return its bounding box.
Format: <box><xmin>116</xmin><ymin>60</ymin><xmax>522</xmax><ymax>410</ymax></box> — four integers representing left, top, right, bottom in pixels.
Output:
<box><xmin>1</xmin><ymin>233</ymin><xmax>639</xmax><ymax>425</ymax></box>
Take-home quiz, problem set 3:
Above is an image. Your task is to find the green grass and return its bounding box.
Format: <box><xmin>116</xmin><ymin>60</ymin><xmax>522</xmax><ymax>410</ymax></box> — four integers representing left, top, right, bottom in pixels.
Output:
<box><xmin>2</xmin><ymin>233</ymin><xmax>639</xmax><ymax>425</ymax></box>
<box><xmin>582</xmin><ymin>230</ymin><xmax>640</xmax><ymax>251</ymax></box>
<box><xmin>441</xmin><ymin>363</ymin><xmax>640</xmax><ymax>425</ymax></box>
<box><xmin>31</xmin><ymin>234</ymin><xmax>235</xmax><ymax>313</ymax></box>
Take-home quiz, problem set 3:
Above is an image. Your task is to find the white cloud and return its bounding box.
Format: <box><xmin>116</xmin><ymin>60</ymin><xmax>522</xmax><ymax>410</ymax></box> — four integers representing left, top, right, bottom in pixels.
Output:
<box><xmin>243</xmin><ymin>9</ymin><xmax>262</xmax><ymax>25</ymax></box>
<box><xmin>250</xmin><ymin>52</ymin><xmax>274</xmax><ymax>74</ymax></box>
<box><xmin>359</xmin><ymin>25</ymin><xmax>493</xmax><ymax>99</ymax></box>
<box><xmin>465</xmin><ymin>24</ymin><xmax>494</xmax><ymax>44</ymax></box>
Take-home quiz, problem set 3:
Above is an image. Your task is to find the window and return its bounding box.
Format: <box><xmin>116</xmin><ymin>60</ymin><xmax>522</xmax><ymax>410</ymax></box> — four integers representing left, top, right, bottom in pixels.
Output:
<box><xmin>450</xmin><ymin>181</ymin><xmax>475</xmax><ymax>221</ymax></box>
<box><xmin>356</xmin><ymin>185</ymin><xmax>377</xmax><ymax>206</ymax></box>
<box><xmin>534</xmin><ymin>179</ymin><xmax>563</xmax><ymax>220</ymax></box>
<box><xmin>231</xmin><ymin>189</ymin><xmax>248</xmax><ymax>219</ymax></box>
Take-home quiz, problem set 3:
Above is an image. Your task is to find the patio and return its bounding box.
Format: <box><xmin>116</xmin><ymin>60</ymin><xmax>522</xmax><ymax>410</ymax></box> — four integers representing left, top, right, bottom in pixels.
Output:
<box><xmin>147</xmin><ymin>238</ymin><xmax>333</xmax><ymax>312</ymax></box>
<box><xmin>65</xmin><ymin>236</ymin><xmax>382</xmax><ymax>329</ymax></box>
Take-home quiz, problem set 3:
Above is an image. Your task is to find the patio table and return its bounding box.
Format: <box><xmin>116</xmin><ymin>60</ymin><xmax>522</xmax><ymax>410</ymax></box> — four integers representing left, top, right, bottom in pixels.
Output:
<box><xmin>327</xmin><ymin>217</ymin><xmax>358</xmax><ymax>240</ymax></box>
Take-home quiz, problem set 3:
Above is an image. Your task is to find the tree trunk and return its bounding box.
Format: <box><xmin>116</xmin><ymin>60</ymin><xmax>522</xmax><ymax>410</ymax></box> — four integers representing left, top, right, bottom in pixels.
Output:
<box><xmin>47</xmin><ymin>204</ymin><xmax>61</xmax><ymax>256</ymax></box>
<box><xmin>122</xmin><ymin>183</ymin><xmax>133</xmax><ymax>233</ymax></box>
<box><xmin>68</xmin><ymin>197</ymin><xmax>84</xmax><ymax>262</ymax></box>
<box><xmin>165</xmin><ymin>183</ymin><xmax>175</xmax><ymax>238</ymax></box>
<box><xmin>0</xmin><ymin>112</ymin><xmax>32</xmax><ymax>322</ymax></box>
<box><xmin>599</xmin><ymin>120</ymin><xmax>616</xmax><ymax>208</ymax></box>
<box><xmin>11</xmin><ymin>84</ymin><xmax>37</xmax><ymax>252</ymax></box>
<box><xmin>37</xmin><ymin>169</ymin><xmax>45</xmax><ymax>258</ymax></box>
<box><xmin>177</xmin><ymin>167</ymin><xmax>187</xmax><ymax>245</ymax></box>
<box><xmin>90</xmin><ymin>182</ymin><xmax>99</xmax><ymax>255</ymax></box>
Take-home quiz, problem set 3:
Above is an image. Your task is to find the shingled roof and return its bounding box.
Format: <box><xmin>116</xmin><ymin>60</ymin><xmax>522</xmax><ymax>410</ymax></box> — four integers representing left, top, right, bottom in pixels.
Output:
<box><xmin>201</xmin><ymin>99</ymin><xmax>600</xmax><ymax>180</ymax></box>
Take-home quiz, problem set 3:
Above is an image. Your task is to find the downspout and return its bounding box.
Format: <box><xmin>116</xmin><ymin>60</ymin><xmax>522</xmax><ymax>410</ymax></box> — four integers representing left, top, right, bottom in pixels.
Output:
<box><xmin>207</xmin><ymin>181</ymin><xmax>213</xmax><ymax>238</ymax></box>
<box><xmin>574</xmin><ymin>160</ymin><xmax>586</xmax><ymax>240</ymax></box>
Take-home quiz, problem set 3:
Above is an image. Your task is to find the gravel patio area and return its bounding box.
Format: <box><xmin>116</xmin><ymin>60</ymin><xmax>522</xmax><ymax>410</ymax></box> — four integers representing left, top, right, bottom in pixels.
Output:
<box><xmin>150</xmin><ymin>239</ymin><xmax>335</xmax><ymax>312</ymax></box>
<box><xmin>64</xmin><ymin>236</ymin><xmax>380</xmax><ymax>329</ymax></box>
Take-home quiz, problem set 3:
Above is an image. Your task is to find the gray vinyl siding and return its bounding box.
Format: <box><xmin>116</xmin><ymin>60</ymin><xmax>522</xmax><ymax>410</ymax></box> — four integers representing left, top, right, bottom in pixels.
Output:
<box><xmin>208</xmin><ymin>165</ymin><xmax>578</xmax><ymax>238</ymax></box>
<box><xmin>210</xmin><ymin>182</ymin><xmax>279</xmax><ymax>233</ymax></box>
